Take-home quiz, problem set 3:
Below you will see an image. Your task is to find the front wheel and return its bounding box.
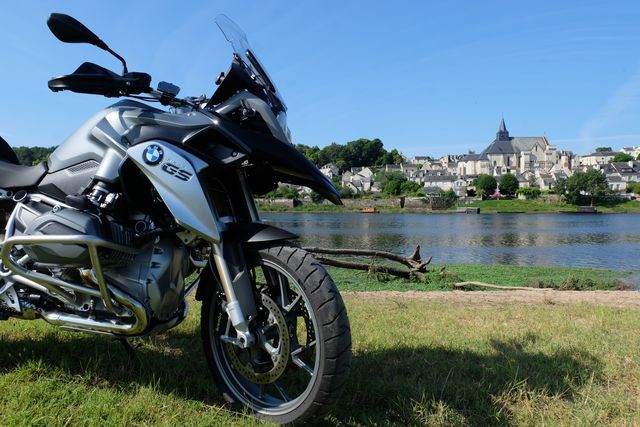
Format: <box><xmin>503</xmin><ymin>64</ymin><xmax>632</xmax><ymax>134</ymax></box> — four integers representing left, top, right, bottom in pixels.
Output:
<box><xmin>201</xmin><ymin>244</ymin><xmax>352</xmax><ymax>425</ymax></box>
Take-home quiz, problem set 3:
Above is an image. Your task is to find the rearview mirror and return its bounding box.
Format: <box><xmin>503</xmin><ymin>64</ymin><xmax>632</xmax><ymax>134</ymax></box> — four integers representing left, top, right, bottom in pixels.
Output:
<box><xmin>47</xmin><ymin>13</ymin><xmax>107</xmax><ymax>49</ymax></box>
<box><xmin>46</xmin><ymin>13</ymin><xmax>129</xmax><ymax>73</ymax></box>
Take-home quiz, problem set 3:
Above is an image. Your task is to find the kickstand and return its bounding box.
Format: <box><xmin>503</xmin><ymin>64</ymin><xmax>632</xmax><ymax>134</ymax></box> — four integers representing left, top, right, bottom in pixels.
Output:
<box><xmin>118</xmin><ymin>338</ymin><xmax>138</xmax><ymax>361</ymax></box>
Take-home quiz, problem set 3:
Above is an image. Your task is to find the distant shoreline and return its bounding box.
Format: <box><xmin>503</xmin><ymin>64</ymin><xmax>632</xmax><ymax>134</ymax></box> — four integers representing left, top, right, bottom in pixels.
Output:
<box><xmin>258</xmin><ymin>198</ymin><xmax>640</xmax><ymax>214</ymax></box>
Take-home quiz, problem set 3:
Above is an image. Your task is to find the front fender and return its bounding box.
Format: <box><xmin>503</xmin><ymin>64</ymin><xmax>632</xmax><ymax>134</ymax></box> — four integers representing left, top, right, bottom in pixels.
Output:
<box><xmin>194</xmin><ymin>223</ymin><xmax>297</xmax><ymax>302</ymax></box>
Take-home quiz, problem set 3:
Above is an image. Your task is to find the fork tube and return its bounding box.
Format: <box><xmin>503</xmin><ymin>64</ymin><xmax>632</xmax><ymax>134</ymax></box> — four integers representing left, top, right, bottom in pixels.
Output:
<box><xmin>211</xmin><ymin>242</ymin><xmax>254</xmax><ymax>347</ymax></box>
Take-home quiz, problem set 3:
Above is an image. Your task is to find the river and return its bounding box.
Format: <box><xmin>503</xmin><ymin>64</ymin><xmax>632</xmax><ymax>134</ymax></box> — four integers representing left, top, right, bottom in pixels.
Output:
<box><xmin>261</xmin><ymin>212</ymin><xmax>640</xmax><ymax>271</ymax></box>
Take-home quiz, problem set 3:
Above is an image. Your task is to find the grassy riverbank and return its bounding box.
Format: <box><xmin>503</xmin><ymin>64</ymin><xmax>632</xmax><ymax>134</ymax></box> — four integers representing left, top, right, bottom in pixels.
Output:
<box><xmin>330</xmin><ymin>263</ymin><xmax>632</xmax><ymax>291</ymax></box>
<box><xmin>258</xmin><ymin>198</ymin><xmax>640</xmax><ymax>213</ymax></box>
<box><xmin>1</xmin><ymin>290</ymin><xmax>640</xmax><ymax>426</ymax></box>
<box><xmin>469</xmin><ymin>198</ymin><xmax>640</xmax><ymax>214</ymax></box>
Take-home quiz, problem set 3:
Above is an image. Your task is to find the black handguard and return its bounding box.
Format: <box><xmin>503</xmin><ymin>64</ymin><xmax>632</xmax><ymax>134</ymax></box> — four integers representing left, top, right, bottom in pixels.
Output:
<box><xmin>48</xmin><ymin>62</ymin><xmax>152</xmax><ymax>97</ymax></box>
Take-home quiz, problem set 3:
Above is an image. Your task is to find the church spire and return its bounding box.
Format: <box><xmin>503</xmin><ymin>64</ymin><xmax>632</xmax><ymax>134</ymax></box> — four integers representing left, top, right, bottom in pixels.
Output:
<box><xmin>497</xmin><ymin>118</ymin><xmax>509</xmax><ymax>140</ymax></box>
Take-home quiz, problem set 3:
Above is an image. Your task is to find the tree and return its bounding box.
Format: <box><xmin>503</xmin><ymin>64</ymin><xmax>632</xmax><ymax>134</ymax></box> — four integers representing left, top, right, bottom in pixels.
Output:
<box><xmin>376</xmin><ymin>171</ymin><xmax>404</xmax><ymax>195</ymax></box>
<box><xmin>516</xmin><ymin>187</ymin><xmax>541</xmax><ymax>198</ymax></box>
<box><xmin>400</xmin><ymin>180</ymin><xmax>424</xmax><ymax>196</ymax></box>
<box><xmin>566</xmin><ymin>169</ymin><xmax>608</xmax><ymax>206</ymax></box>
<box><xmin>609</xmin><ymin>153</ymin><xmax>634</xmax><ymax>163</ymax></box>
<box><xmin>383</xmin><ymin>179</ymin><xmax>402</xmax><ymax>196</ymax></box>
<box><xmin>626</xmin><ymin>181</ymin><xmax>640</xmax><ymax>194</ymax></box>
<box><xmin>553</xmin><ymin>178</ymin><xmax>567</xmax><ymax>196</ymax></box>
<box><xmin>339</xmin><ymin>186</ymin><xmax>356</xmax><ymax>198</ymax></box>
<box><xmin>595</xmin><ymin>146</ymin><xmax>612</xmax><ymax>153</ymax></box>
<box><xmin>295</xmin><ymin>138</ymin><xmax>402</xmax><ymax>170</ymax></box>
<box><xmin>474</xmin><ymin>174</ymin><xmax>497</xmax><ymax>199</ymax></box>
<box><xmin>12</xmin><ymin>146</ymin><xmax>57</xmax><ymax>165</ymax></box>
<box><xmin>310</xmin><ymin>192</ymin><xmax>324</xmax><ymax>203</ymax></box>
<box><xmin>265</xmin><ymin>186</ymin><xmax>300</xmax><ymax>199</ymax></box>
<box><xmin>498</xmin><ymin>173</ymin><xmax>519</xmax><ymax>196</ymax></box>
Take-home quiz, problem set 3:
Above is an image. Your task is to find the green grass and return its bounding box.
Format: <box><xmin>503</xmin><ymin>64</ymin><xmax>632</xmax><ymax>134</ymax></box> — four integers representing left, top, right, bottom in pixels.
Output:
<box><xmin>258</xmin><ymin>199</ymin><xmax>640</xmax><ymax>214</ymax></box>
<box><xmin>329</xmin><ymin>263</ymin><xmax>632</xmax><ymax>291</ymax></box>
<box><xmin>467</xmin><ymin>199</ymin><xmax>571</xmax><ymax>213</ymax></box>
<box><xmin>2</xmin><ymin>295</ymin><xmax>640</xmax><ymax>426</ymax></box>
<box><xmin>468</xmin><ymin>198</ymin><xmax>640</xmax><ymax>214</ymax></box>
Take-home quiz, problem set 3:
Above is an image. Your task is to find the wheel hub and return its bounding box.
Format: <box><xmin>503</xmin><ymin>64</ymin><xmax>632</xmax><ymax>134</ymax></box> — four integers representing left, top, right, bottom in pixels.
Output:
<box><xmin>225</xmin><ymin>293</ymin><xmax>291</xmax><ymax>384</ymax></box>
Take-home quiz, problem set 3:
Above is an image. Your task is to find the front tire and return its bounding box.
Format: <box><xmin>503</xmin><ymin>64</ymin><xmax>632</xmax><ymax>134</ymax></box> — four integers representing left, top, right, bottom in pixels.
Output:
<box><xmin>201</xmin><ymin>244</ymin><xmax>351</xmax><ymax>425</ymax></box>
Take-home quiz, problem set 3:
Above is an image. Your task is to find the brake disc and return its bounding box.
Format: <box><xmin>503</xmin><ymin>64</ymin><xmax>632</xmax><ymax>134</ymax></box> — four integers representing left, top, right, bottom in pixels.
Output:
<box><xmin>225</xmin><ymin>293</ymin><xmax>291</xmax><ymax>385</ymax></box>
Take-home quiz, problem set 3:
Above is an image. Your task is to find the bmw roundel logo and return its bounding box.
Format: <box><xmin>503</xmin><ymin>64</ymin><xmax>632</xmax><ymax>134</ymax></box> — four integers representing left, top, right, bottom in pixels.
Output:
<box><xmin>143</xmin><ymin>144</ymin><xmax>164</xmax><ymax>165</ymax></box>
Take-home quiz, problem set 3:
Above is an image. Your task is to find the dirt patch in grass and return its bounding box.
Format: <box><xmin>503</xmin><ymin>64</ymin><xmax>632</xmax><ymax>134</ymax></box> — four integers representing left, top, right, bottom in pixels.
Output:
<box><xmin>344</xmin><ymin>290</ymin><xmax>640</xmax><ymax>308</ymax></box>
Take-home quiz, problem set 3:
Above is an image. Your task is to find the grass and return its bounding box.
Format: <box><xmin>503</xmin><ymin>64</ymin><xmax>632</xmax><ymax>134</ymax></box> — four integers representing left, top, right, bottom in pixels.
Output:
<box><xmin>258</xmin><ymin>198</ymin><xmax>640</xmax><ymax>214</ymax></box>
<box><xmin>468</xmin><ymin>198</ymin><xmax>640</xmax><ymax>214</ymax></box>
<box><xmin>1</xmin><ymin>294</ymin><xmax>640</xmax><ymax>426</ymax></box>
<box><xmin>329</xmin><ymin>263</ymin><xmax>632</xmax><ymax>292</ymax></box>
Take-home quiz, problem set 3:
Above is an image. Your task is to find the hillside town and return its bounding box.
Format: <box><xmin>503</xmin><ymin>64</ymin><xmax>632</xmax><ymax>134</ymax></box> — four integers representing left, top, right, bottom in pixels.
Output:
<box><xmin>321</xmin><ymin>119</ymin><xmax>640</xmax><ymax>197</ymax></box>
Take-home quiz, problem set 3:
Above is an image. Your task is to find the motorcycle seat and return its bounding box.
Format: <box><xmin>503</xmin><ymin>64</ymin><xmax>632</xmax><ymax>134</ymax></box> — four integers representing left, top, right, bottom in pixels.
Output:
<box><xmin>0</xmin><ymin>160</ymin><xmax>48</xmax><ymax>189</ymax></box>
<box><xmin>0</xmin><ymin>136</ymin><xmax>48</xmax><ymax>189</ymax></box>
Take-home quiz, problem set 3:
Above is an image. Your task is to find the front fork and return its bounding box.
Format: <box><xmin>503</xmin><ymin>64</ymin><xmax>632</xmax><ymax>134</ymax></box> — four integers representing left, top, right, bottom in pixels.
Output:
<box><xmin>210</xmin><ymin>242</ymin><xmax>256</xmax><ymax>348</ymax></box>
<box><xmin>208</xmin><ymin>169</ymin><xmax>260</xmax><ymax>349</ymax></box>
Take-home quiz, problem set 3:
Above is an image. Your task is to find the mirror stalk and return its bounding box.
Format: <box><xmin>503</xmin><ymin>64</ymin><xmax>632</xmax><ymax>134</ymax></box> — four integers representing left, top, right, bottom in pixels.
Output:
<box><xmin>102</xmin><ymin>45</ymin><xmax>128</xmax><ymax>74</ymax></box>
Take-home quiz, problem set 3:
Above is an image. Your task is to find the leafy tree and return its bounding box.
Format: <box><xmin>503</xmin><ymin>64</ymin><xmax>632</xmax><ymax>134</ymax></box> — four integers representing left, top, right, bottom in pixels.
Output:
<box><xmin>382</xmin><ymin>148</ymin><xmax>404</xmax><ymax>165</ymax></box>
<box><xmin>553</xmin><ymin>178</ymin><xmax>567</xmax><ymax>196</ymax></box>
<box><xmin>516</xmin><ymin>187</ymin><xmax>541</xmax><ymax>198</ymax></box>
<box><xmin>626</xmin><ymin>181</ymin><xmax>640</xmax><ymax>194</ymax></box>
<box><xmin>265</xmin><ymin>186</ymin><xmax>300</xmax><ymax>199</ymax></box>
<box><xmin>295</xmin><ymin>138</ymin><xmax>402</xmax><ymax>170</ymax></box>
<box><xmin>376</xmin><ymin>171</ymin><xmax>423</xmax><ymax>196</ymax></box>
<box><xmin>339</xmin><ymin>186</ymin><xmax>356</xmax><ymax>198</ymax></box>
<box><xmin>474</xmin><ymin>174</ymin><xmax>497</xmax><ymax>199</ymax></box>
<box><xmin>637</xmin><ymin>154</ymin><xmax>640</xmax><ymax>161</ymax></box>
<box><xmin>383</xmin><ymin>179</ymin><xmax>402</xmax><ymax>196</ymax></box>
<box><xmin>609</xmin><ymin>153</ymin><xmax>634</xmax><ymax>163</ymax></box>
<box><xmin>376</xmin><ymin>171</ymin><xmax>404</xmax><ymax>194</ymax></box>
<box><xmin>566</xmin><ymin>169</ymin><xmax>608</xmax><ymax>205</ymax></box>
<box><xmin>12</xmin><ymin>146</ymin><xmax>57</xmax><ymax>165</ymax></box>
<box><xmin>595</xmin><ymin>146</ymin><xmax>613</xmax><ymax>153</ymax></box>
<box><xmin>498</xmin><ymin>173</ymin><xmax>519</xmax><ymax>196</ymax></box>
<box><xmin>437</xmin><ymin>188</ymin><xmax>457</xmax><ymax>203</ymax></box>
<box><xmin>400</xmin><ymin>180</ymin><xmax>424</xmax><ymax>196</ymax></box>
<box><xmin>310</xmin><ymin>192</ymin><xmax>324</xmax><ymax>203</ymax></box>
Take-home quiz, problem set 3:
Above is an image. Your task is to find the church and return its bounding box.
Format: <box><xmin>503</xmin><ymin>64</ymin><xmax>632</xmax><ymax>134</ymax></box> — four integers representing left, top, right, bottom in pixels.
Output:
<box><xmin>457</xmin><ymin>119</ymin><xmax>573</xmax><ymax>179</ymax></box>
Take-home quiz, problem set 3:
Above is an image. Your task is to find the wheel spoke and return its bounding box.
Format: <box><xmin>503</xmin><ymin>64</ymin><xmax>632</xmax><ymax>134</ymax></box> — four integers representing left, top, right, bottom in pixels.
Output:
<box><xmin>291</xmin><ymin>341</ymin><xmax>316</xmax><ymax>376</ymax></box>
<box><xmin>283</xmin><ymin>294</ymin><xmax>302</xmax><ymax>314</ymax></box>
<box><xmin>273</xmin><ymin>381</ymin><xmax>292</xmax><ymax>402</ymax></box>
<box><xmin>278</xmin><ymin>274</ymin><xmax>288</xmax><ymax>307</ymax></box>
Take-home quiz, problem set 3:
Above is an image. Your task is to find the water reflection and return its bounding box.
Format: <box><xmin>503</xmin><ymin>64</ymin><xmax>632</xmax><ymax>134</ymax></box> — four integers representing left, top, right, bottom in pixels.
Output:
<box><xmin>262</xmin><ymin>213</ymin><xmax>640</xmax><ymax>271</ymax></box>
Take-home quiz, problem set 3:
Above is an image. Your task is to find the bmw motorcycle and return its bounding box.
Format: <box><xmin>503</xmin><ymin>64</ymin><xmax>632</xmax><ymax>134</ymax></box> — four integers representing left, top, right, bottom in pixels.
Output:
<box><xmin>0</xmin><ymin>13</ymin><xmax>351</xmax><ymax>425</ymax></box>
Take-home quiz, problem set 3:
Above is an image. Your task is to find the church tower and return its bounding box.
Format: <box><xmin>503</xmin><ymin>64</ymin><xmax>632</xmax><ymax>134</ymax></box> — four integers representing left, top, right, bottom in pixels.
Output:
<box><xmin>496</xmin><ymin>118</ymin><xmax>510</xmax><ymax>141</ymax></box>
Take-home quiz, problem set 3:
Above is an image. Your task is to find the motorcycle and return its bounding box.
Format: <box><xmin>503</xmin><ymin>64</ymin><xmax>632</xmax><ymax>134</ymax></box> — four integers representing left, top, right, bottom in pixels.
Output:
<box><xmin>0</xmin><ymin>13</ymin><xmax>351</xmax><ymax>425</ymax></box>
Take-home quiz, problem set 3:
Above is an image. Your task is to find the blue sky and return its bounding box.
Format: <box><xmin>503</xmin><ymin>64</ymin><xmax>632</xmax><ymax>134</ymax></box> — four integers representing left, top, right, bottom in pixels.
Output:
<box><xmin>1</xmin><ymin>1</ymin><xmax>639</xmax><ymax>158</ymax></box>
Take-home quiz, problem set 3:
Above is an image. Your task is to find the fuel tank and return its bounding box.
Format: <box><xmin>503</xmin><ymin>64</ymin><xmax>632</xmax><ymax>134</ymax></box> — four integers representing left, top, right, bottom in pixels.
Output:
<box><xmin>39</xmin><ymin>101</ymin><xmax>214</xmax><ymax>200</ymax></box>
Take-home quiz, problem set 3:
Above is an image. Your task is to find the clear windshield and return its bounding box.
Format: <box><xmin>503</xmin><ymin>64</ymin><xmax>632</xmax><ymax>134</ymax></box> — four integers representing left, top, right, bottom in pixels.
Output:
<box><xmin>215</xmin><ymin>14</ymin><xmax>286</xmax><ymax>111</ymax></box>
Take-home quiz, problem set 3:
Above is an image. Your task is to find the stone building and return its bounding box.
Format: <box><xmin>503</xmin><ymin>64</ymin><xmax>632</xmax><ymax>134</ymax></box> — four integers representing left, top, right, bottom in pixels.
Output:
<box><xmin>457</xmin><ymin>119</ymin><xmax>573</xmax><ymax>178</ymax></box>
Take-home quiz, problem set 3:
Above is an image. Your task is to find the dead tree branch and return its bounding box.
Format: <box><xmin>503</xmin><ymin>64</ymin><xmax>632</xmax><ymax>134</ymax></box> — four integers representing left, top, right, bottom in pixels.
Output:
<box><xmin>304</xmin><ymin>245</ymin><xmax>431</xmax><ymax>270</ymax></box>
<box><xmin>313</xmin><ymin>256</ymin><xmax>424</xmax><ymax>281</ymax></box>
<box><xmin>304</xmin><ymin>245</ymin><xmax>431</xmax><ymax>281</ymax></box>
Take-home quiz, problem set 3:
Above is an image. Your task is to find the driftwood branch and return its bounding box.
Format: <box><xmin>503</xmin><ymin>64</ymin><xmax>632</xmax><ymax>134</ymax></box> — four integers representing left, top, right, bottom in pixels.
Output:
<box><xmin>303</xmin><ymin>246</ymin><xmax>430</xmax><ymax>270</ymax></box>
<box><xmin>304</xmin><ymin>245</ymin><xmax>432</xmax><ymax>281</ymax></box>
<box><xmin>313</xmin><ymin>256</ymin><xmax>423</xmax><ymax>280</ymax></box>
<box><xmin>453</xmin><ymin>281</ymin><xmax>555</xmax><ymax>291</ymax></box>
